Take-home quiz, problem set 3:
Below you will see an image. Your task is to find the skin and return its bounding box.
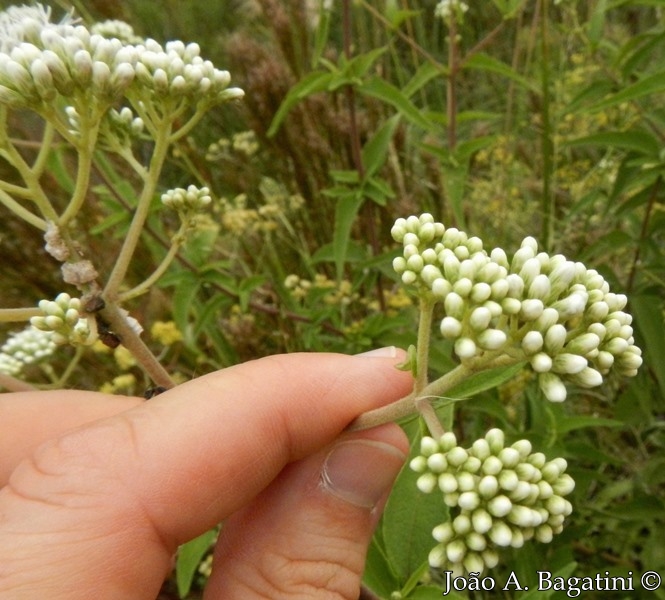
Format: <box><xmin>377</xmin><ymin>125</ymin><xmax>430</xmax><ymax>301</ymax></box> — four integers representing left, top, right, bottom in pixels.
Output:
<box><xmin>0</xmin><ymin>351</ymin><xmax>412</xmax><ymax>599</ymax></box>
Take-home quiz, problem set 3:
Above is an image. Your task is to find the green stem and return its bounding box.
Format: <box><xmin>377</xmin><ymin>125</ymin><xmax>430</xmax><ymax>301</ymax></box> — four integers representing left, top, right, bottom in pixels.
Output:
<box><xmin>0</xmin><ymin>307</ymin><xmax>41</xmax><ymax>322</ymax></box>
<box><xmin>0</xmin><ymin>188</ymin><xmax>47</xmax><ymax>230</ymax></box>
<box><xmin>60</xmin><ymin>117</ymin><xmax>101</xmax><ymax>226</ymax></box>
<box><xmin>103</xmin><ymin>121</ymin><xmax>172</xmax><ymax>300</ymax></box>
<box><xmin>348</xmin><ymin>352</ymin><xmax>522</xmax><ymax>432</ymax></box>
<box><xmin>414</xmin><ymin>296</ymin><xmax>444</xmax><ymax>437</ymax></box>
<box><xmin>98</xmin><ymin>302</ymin><xmax>175</xmax><ymax>389</ymax></box>
<box><xmin>32</xmin><ymin>121</ymin><xmax>55</xmax><ymax>178</ymax></box>
<box><xmin>118</xmin><ymin>233</ymin><xmax>183</xmax><ymax>302</ymax></box>
<box><xmin>539</xmin><ymin>0</ymin><xmax>554</xmax><ymax>251</ymax></box>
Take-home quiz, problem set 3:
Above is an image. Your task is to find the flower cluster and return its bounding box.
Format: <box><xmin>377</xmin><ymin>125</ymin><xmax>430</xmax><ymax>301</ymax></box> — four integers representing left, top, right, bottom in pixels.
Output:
<box><xmin>0</xmin><ymin>4</ymin><xmax>243</xmax><ymax>114</ymax></box>
<box><xmin>30</xmin><ymin>292</ymin><xmax>97</xmax><ymax>346</ymax></box>
<box><xmin>161</xmin><ymin>185</ymin><xmax>212</xmax><ymax>213</ymax></box>
<box><xmin>411</xmin><ymin>429</ymin><xmax>574</xmax><ymax>576</ymax></box>
<box><xmin>434</xmin><ymin>0</ymin><xmax>469</xmax><ymax>22</ymax></box>
<box><xmin>391</xmin><ymin>214</ymin><xmax>642</xmax><ymax>402</ymax></box>
<box><xmin>0</xmin><ymin>325</ymin><xmax>56</xmax><ymax>376</ymax></box>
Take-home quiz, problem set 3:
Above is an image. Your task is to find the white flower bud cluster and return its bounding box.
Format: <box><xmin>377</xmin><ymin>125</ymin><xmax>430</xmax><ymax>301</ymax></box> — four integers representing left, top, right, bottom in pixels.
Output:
<box><xmin>131</xmin><ymin>38</ymin><xmax>243</xmax><ymax>104</ymax></box>
<box><xmin>30</xmin><ymin>292</ymin><xmax>97</xmax><ymax>346</ymax></box>
<box><xmin>410</xmin><ymin>429</ymin><xmax>574</xmax><ymax>576</ymax></box>
<box><xmin>0</xmin><ymin>4</ymin><xmax>243</xmax><ymax>112</ymax></box>
<box><xmin>391</xmin><ymin>214</ymin><xmax>642</xmax><ymax>401</ymax></box>
<box><xmin>161</xmin><ymin>185</ymin><xmax>212</xmax><ymax>212</ymax></box>
<box><xmin>90</xmin><ymin>20</ymin><xmax>144</xmax><ymax>45</ymax></box>
<box><xmin>0</xmin><ymin>325</ymin><xmax>56</xmax><ymax>376</ymax></box>
<box><xmin>434</xmin><ymin>0</ymin><xmax>469</xmax><ymax>21</ymax></box>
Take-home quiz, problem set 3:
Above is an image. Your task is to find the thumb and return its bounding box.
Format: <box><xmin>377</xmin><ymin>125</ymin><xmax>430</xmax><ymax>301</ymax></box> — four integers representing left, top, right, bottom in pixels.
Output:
<box><xmin>205</xmin><ymin>423</ymin><xmax>408</xmax><ymax>599</ymax></box>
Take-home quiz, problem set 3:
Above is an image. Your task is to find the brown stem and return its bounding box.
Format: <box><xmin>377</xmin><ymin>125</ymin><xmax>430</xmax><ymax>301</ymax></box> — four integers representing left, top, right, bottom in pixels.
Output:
<box><xmin>627</xmin><ymin>175</ymin><xmax>660</xmax><ymax>293</ymax></box>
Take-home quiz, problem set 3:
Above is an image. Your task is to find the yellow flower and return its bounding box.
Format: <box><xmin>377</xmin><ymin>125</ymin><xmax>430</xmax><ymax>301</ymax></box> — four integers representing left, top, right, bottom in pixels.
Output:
<box><xmin>114</xmin><ymin>345</ymin><xmax>136</xmax><ymax>370</ymax></box>
<box><xmin>150</xmin><ymin>320</ymin><xmax>184</xmax><ymax>346</ymax></box>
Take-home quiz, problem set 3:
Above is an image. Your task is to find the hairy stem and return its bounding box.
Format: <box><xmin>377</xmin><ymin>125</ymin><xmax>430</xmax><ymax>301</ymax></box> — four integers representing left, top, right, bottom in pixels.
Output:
<box><xmin>104</xmin><ymin>120</ymin><xmax>172</xmax><ymax>299</ymax></box>
<box><xmin>0</xmin><ymin>372</ymin><xmax>37</xmax><ymax>392</ymax></box>
<box><xmin>0</xmin><ymin>307</ymin><xmax>41</xmax><ymax>322</ymax></box>
<box><xmin>98</xmin><ymin>302</ymin><xmax>175</xmax><ymax>389</ymax></box>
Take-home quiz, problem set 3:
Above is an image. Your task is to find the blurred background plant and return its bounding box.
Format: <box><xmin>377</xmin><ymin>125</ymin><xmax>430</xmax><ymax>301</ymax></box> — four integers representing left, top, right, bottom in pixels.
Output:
<box><xmin>0</xmin><ymin>0</ymin><xmax>663</xmax><ymax>598</ymax></box>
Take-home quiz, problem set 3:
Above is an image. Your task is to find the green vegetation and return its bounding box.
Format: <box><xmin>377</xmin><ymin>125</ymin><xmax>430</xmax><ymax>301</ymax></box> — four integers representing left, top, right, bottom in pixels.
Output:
<box><xmin>0</xmin><ymin>1</ymin><xmax>663</xmax><ymax>597</ymax></box>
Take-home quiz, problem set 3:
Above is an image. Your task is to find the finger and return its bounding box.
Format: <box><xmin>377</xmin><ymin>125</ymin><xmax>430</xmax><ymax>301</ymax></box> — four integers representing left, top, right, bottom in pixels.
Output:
<box><xmin>205</xmin><ymin>423</ymin><xmax>408</xmax><ymax>599</ymax></box>
<box><xmin>0</xmin><ymin>351</ymin><xmax>412</xmax><ymax>598</ymax></box>
<box><xmin>0</xmin><ymin>390</ymin><xmax>142</xmax><ymax>485</ymax></box>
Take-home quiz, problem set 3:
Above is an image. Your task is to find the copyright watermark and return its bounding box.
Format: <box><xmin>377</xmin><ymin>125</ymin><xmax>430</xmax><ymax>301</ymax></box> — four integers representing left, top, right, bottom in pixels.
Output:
<box><xmin>442</xmin><ymin>569</ymin><xmax>662</xmax><ymax>597</ymax></box>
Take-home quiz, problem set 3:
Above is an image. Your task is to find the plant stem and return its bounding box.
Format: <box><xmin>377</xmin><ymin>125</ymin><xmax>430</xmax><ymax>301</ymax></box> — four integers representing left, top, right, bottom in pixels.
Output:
<box><xmin>98</xmin><ymin>302</ymin><xmax>175</xmax><ymax>389</ymax></box>
<box><xmin>103</xmin><ymin>120</ymin><xmax>172</xmax><ymax>300</ymax></box>
<box><xmin>414</xmin><ymin>296</ymin><xmax>444</xmax><ymax>437</ymax></box>
<box><xmin>118</xmin><ymin>234</ymin><xmax>182</xmax><ymax>302</ymax></box>
<box><xmin>348</xmin><ymin>352</ymin><xmax>521</xmax><ymax>432</ymax></box>
<box><xmin>539</xmin><ymin>0</ymin><xmax>554</xmax><ymax>251</ymax></box>
<box><xmin>0</xmin><ymin>307</ymin><xmax>41</xmax><ymax>322</ymax></box>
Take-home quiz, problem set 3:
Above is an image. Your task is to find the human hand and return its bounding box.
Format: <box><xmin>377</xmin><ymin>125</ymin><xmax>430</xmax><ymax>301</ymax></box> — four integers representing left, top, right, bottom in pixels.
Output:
<box><xmin>0</xmin><ymin>350</ymin><xmax>412</xmax><ymax>599</ymax></box>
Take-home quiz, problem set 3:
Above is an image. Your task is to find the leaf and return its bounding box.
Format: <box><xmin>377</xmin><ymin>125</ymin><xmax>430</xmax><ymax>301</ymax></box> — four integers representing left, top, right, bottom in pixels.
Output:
<box><xmin>588</xmin><ymin>0</ymin><xmax>607</xmax><ymax>49</ymax></box>
<box><xmin>402</xmin><ymin>62</ymin><xmax>444</xmax><ymax>98</ymax></box>
<box><xmin>463</xmin><ymin>52</ymin><xmax>537</xmax><ymax>91</ymax></box>
<box><xmin>333</xmin><ymin>191</ymin><xmax>364</xmax><ymax>280</ymax></box>
<box><xmin>557</xmin><ymin>415</ymin><xmax>623</xmax><ymax>434</ymax></box>
<box><xmin>360</xmin><ymin>76</ymin><xmax>432</xmax><ymax>129</ymax></box>
<box><xmin>441</xmin><ymin>162</ymin><xmax>468</xmax><ymax>229</ymax></box>
<box><xmin>175</xmin><ymin>528</ymin><xmax>217</xmax><ymax>598</ymax></box>
<box><xmin>631</xmin><ymin>294</ymin><xmax>665</xmax><ymax>400</ymax></box>
<box><xmin>589</xmin><ymin>71</ymin><xmax>665</xmax><ymax>112</ymax></box>
<box><xmin>362</xmin><ymin>115</ymin><xmax>401</xmax><ymax>178</ymax></box>
<box><xmin>563</xmin><ymin>130</ymin><xmax>660</xmax><ymax>157</ymax></box>
<box><xmin>382</xmin><ymin>434</ymin><xmax>448</xmax><ymax>585</ymax></box>
<box><xmin>447</xmin><ymin>362</ymin><xmax>527</xmax><ymax>399</ymax></box>
<box><xmin>363</xmin><ymin>533</ymin><xmax>401</xmax><ymax>598</ymax></box>
<box><xmin>266</xmin><ymin>71</ymin><xmax>335</xmax><ymax>136</ymax></box>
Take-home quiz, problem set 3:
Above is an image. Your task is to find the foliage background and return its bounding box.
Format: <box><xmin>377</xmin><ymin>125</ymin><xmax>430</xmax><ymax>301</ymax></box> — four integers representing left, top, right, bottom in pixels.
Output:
<box><xmin>0</xmin><ymin>0</ymin><xmax>664</xmax><ymax>598</ymax></box>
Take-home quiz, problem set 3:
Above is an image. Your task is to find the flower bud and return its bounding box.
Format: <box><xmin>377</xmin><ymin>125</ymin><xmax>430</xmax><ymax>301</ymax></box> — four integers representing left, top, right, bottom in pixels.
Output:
<box><xmin>465</xmin><ymin>532</ymin><xmax>487</xmax><ymax>552</ymax></box>
<box><xmin>440</xmin><ymin>316</ymin><xmax>462</xmax><ymax>339</ymax></box>
<box><xmin>446</xmin><ymin>539</ymin><xmax>467</xmax><ymax>564</ymax></box>
<box><xmin>438</xmin><ymin>472</ymin><xmax>458</xmax><ymax>493</ymax></box>
<box><xmin>522</xmin><ymin>330</ymin><xmax>543</xmax><ymax>355</ymax></box>
<box><xmin>431</xmin><ymin>278</ymin><xmax>452</xmax><ymax>299</ymax></box>
<box><xmin>544</xmin><ymin>324</ymin><xmax>567</xmax><ymax>353</ymax></box>
<box><xmin>538</xmin><ymin>373</ymin><xmax>567</xmax><ymax>402</ymax></box>
<box><xmin>406</xmin><ymin>253</ymin><xmax>424</xmax><ymax>273</ymax></box>
<box><xmin>469</xmin><ymin>307</ymin><xmax>492</xmax><ymax>331</ymax></box>
<box><xmin>498</xmin><ymin>469</ymin><xmax>519</xmax><ymax>491</ymax></box>
<box><xmin>565</xmin><ymin>332</ymin><xmax>601</xmax><ymax>356</ymax></box>
<box><xmin>530</xmin><ymin>352</ymin><xmax>552</xmax><ymax>373</ymax></box>
<box><xmin>570</xmin><ymin>367</ymin><xmax>603</xmax><ymax>388</ymax></box>
<box><xmin>409</xmin><ymin>456</ymin><xmax>427</xmax><ymax>472</ymax></box>
<box><xmin>490</xmin><ymin>278</ymin><xmax>509</xmax><ymax>300</ymax></box>
<box><xmin>478</xmin><ymin>475</ymin><xmax>499</xmax><ymax>498</ymax></box>
<box><xmin>552</xmin><ymin>353</ymin><xmax>587</xmax><ymax>374</ymax></box>
<box><xmin>501</xmin><ymin>297</ymin><xmax>522</xmax><ymax>314</ymax></box>
<box><xmin>447</xmin><ymin>446</ymin><xmax>469</xmax><ymax>467</ymax></box>
<box><xmin>444</xmin><ymin>292</ymin><xmax>465</xmax><ymax>319</ymax></box>
<box><xmin>432</xmin><ymin>522</ymin><xmax>454</xmax><ymax>543</ymax></box>
<box><xmin>535</xmin><ymin>524</ymin><xmax>554</xmax><ymax>543</ymax></box>
<box><xmin>439</xmin><ymin>431</ymin><xmax>458</xmax><ymax>451</ymax></box>
<box><xmin>392</xmin><ymin>256</ymin><xmax>406</xmax><ymax>273</ymax></box>
<box><xmin>427</xmin><ymin>453</ymin><xmax>448</xmax><ymax>473</ymax></box>
<box><xmin>417</xmin><ymin>473</ymin><xmax>437</xmax><ymax>493</ymax></box>
<box><xmin>489</xmin><ymin>521</ymin><xmax>513</xmax><ymax>547</ymax></box>
<box><xmin>456</xmin><ymin>471</ymin><xmax>475</xmax><ymax>492</ymax></box>
<box><xmin>498</xmin><ymin>447</ymin><xmax>520</xmax><ymax>468</ymax></box>
<box><xmin>470</xmin><ymin>282</ymin><xmax>492</xmax><ymax>303</ymax></box>
<box><xmin>552</xmin><ymin>473</ymin><xmax>575</xmax><ymax>496</ymax></box>
<box><xmin>420</xmin><ymin>436</ymin><xmax>440</xmax><ymax>456</ymax></box>
<box><xmin>454</xmin><ymin>337</ymin><xmax>477</xmax><ymax>359</ymax></box>
<box><xmin>506</xmin><ymin>273</ymin><xmax>524</xmax><ymax>298</ymax></box>
<box><xmin>458</xmin><ymin>492</ymin><xmax>480</xmax><ymax>511</ymax></box>
<box><xmin>482</xmin><ymin>455</ymin><xmax>503</xmax><ymax>476</ymax></box>
<box><xmin>453</xmin><ymin>277</ymin><xmax>473</xmax><ymax>297</ymax></box>
<box><xmin>472</xmin><ymin>508</ymin><xmax>493</xmax><ymax>534</ymax></box>
<box><xmin>477</xmin><ymin>329</ymin><xmax>507</xmax><ymax>350</ymax></box>
<box><xmin>428</xmin><ymin>544</ymin><xmax>446</xmax><ymax>568</ymax></box>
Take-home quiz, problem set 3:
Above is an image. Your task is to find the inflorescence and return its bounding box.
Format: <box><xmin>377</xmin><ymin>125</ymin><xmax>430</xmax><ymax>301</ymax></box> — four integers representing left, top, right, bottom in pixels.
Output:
<box><xmin>391</xmin><ymin>214</ymin><xmax>642</xmax><ymax>402</ymax></box>
<box><xmin>411</xmin><ymin>429</ymin><xmax>574</xmax><ymax>576</ymax></box>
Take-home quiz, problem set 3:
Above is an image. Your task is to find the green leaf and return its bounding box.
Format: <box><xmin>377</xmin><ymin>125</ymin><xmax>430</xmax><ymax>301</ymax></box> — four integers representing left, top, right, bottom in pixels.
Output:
<box><xmin>519</xmin><ymin>562</ymin><xmax>578</xmax><ymax>600</ymax></box>
<box><xmin>363</xmin><ymin>533</ymin><xmax>401</xmax><ymax>598</ymax></box>
<box><xmin>563</xmin><ymin>130</ymin><xmax>660</xmax><ymax>157</ymax></box>
<box><xmin>589</xmin><ymin>71</ymin><xmax>665</xmax><ymax>112</ymax></box>
<box><xmin>588</xmin><ymin>0</ymin><xmax>607</xmax><ymax>49</ymax></box>
<box><xmin>557</xmin><ymin>415</ymin><xmax>623</xmax><ymax>434</ymax></box>
<box><xmin>267</xmin><ymin>71</ymin><xmax>335</xmax><ymax>136</ymax></box>
<box><xmin>631</xmin><ymin>294</ymin><xmax>665</xmax><ymax>400</ymax></box>
<box><xmin>360</xmin><ymin>76</ymin><xmax>431</xmax><ymax>129</ymax></box>
<box><xmin>463</xmin><ymin>52</ymin><xmax>537</xmax><ymax>91</ymax></box>
<box><xmin>402</xmin><ymin>62</ymin><xmax>444</xmax><ymax>98</ymax></box>
<box><xmin>441</xmin><ymin>162</ymin><xmax>468</xmax><ymax>229</ymax></box>
<box><xmin>447</xmin><ymin>362</ymin><xmax>527</xmax><ymax>399</ymax></box>
<box><xmin>382</xmin><ymin>436</ymin><xmax>447</xmax><ymax>585</ymax></box>
<box><xmin>175</xmin><ymin>528</ymin><xmax>217</xmax><ymax>598</ymax></box>
<box><xmin>362</xmin><ymin>115</ymin><xmax>401</xmax><ymax>178</ymax></box>
<box><xmin>333</xmin><ymin>191</ymin><xmax>364</xmax><ymax>280</ymax></box>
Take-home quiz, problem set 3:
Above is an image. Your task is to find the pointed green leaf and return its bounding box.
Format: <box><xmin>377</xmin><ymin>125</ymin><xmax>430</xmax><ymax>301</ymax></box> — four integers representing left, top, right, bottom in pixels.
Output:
<box><xmin>382</xmin><ymin>435</ymin><xmax>447</xmax><ymax>584</ymax></box>
<box><xmin>176</xmin><ymin>528</ymin><xmax>217</xmax><ymax>598</ymax></box>
<box><xmin>590</xmin><ymin>71</ymin><xmax>665</xmax><ymax>112</ymax></box>
<box><xmin>447</xmin><ymin>362</ymin><xmax>527</xmax><ymax>399</ymax></box>
<box><xmin>402</xmin><ymin>62</ymin><xmax>444</xmax><ymax>98</ymax></box>
<box><xmin>333</xmin><ymin>191</ymin><xmax>364</xmax><ymax>280</ymax></box>
<box><xmin>362</xmin><ymin>115</ymin><xmax>401</xmax><ymax>178</ymax></box>
<box><xmin>267</xmin><ymin>71</ymin><xmax>335</xmax><ymax>137</ymax></box>
<box><xmin>360</xmin><ymin>76</ymin><xmax>431</xmax><ymax>129</ymax></box>
<box><xmin>463</xmin><ymin>52</ymin><xmax>537</xmax><ymax>91</ymax></box>
<box><xmin>563</xmin><ymin>130</ymin><xmax>660</xmax><ymax>157</ymax></box>
<box><xmin>631</xmin><ymin>294</ymin><xmax>665</xmax><ymax>400</ymax></box>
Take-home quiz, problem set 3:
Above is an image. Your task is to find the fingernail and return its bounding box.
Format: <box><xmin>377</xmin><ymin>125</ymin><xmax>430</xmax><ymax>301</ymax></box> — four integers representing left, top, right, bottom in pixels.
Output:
<box><xmin>320</xmin><ymin>439</ymin><xmax>406</xmax><ymax>509</ymax></box>
<box><xmin>356</xmin><ymin>346</ymin><xmax>398</xmax><ymax>358</ymax></box>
